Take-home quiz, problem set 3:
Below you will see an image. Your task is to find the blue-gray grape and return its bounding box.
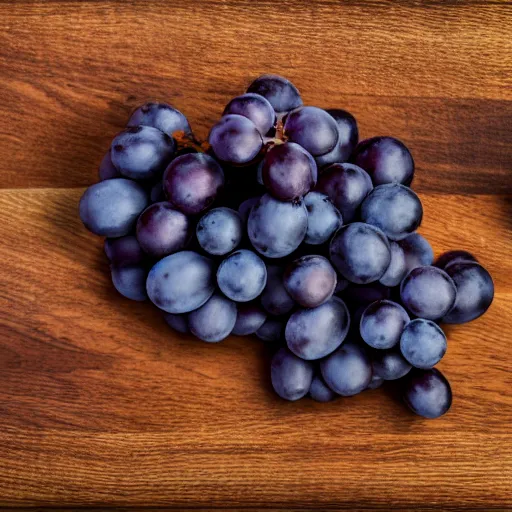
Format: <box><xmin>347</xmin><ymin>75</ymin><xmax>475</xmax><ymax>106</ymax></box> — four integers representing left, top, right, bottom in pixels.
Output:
<box><xmin>400</xmin><ymin>319</ymin><xmax>447</xmax><ymax>369</ymax></box>
<box><xmin>217</xmin><ymin>249</ymin><xmax>267</xmax><ymax>302</ymax></box>
<box><xmin>361</xmin><ymin>184</ymin><xmax>423</xmax><ymax>241</ymax></box>
<box><xmin>399</xmin><ymin>232</ymin><xmax>434</xmax><ymax>273</ymax></box>
<box><xmin>271</xmin><ymin>347</ymin><xmax>313</xmax><ymax>401</ymax></box>
<box><xmin>238</xmin><ymin>196</ymin><xmax>260</xmax><ymax>224</ymax></box>
<box><xmin>164</xmin><ymin>313</ymin><xmax>190</xmax><ymax>334</ymax></box>
<box><xmin>372</xmin><ymin>348</ymin><xmax>412</xmax><ymax>380</ymax></box>
<box><xmin>79</xmin><ymin>178</ymin><xmax>148</xmax><ymax>237</ymax></box>
<box><xmin>232</xmin><ymin>302</ymin><xmax>267</xmax><ymax>336</ymax></box>
<box><xmin>247</xmin><ymin>74</ymin><xmax>302</xmax><ymax>113</ymax></box>
<box><xmin>223</xmin><ymin>93</ymin><xmax>275</xmax><ymax>135</ymax></box>
<box><xmin>146</xmin><ymin>251</ymin><xmax>215</xmax><ymax>313</ymax></box>
<box><xmin>104</xmin><ymin>235</ymin><xmax>145</xmax><ymax>267</ymax></box>
<box><xmin>188</xmin><ymin>293</ymin><xmax>237</xmax><ymax>343</ymax></box>
<box><xmin>435</xmin><ymin>250</ymin><xmax>478</xmax><ymax>270</ymax></box>
<box><xmin>260</xmin><ymin>265</ymin><xmax>295</xmax><ymax>316</ymax></box>
<box><xmin>379</xmin><ymin>241</ymin><xmax>407</xmax><ymax>287</ymax></box>
<box><xmin>303</xmin><ymin>192</ymin><xmax>342</xmax><ymax>245</ymax></box>
<box><xmin>98</xmin><ymin>151</ymin><xmax>120</xmax><ymax>180</ymax></box>
<box><xmin>286</xmin><ymin>297</ymin><xmax>350</xmax><ymax>360</ymax></box>
<box><xmin>309</xmin><ymin>375</ymin><xmax>337</xmax><ymax>402</ymax></box>
<box><xmin>128</xmin><ymin>102</ymin><xmax>192</xmax><ymax>137</ymax></box>
<box><xmin>196</xmin><ymin>207</ymin><xmax>243</xmax><ymax>256</ymax></box>
<box><xmin>111</xmin><ymin>265</ymin><xmax>147</xmax><ymax>301</ymax></box>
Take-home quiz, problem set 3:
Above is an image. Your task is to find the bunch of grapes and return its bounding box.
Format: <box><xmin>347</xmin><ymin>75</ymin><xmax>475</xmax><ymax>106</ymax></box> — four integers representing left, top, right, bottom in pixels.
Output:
<box><xmin>80</xmin><ymin>75</ymin><xmax>494</xmax><ymax>420</ymax></box>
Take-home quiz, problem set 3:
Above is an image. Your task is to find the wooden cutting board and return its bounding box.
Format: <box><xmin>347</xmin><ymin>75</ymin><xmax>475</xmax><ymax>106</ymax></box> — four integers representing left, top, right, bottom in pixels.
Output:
<box><xmin>0</xmin><ymin>1</ymin><xmax>510</xmax><ymax>509</ymax></box>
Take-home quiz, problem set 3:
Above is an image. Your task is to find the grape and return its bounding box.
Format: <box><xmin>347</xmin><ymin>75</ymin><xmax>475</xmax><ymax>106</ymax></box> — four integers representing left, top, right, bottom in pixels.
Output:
<box><xmin>315</xmin><ymin>109</ymin><xmax>359</xmax><ymax>167</ymax></box>
<box><xmin>379</xmin><ymin>241</ymin><xmax>407</xmax><ymax>287</ymax></box>
<box><xmin>330</xmin><ymin>223</ymin><xmax>391</xmax><ymax>284</ymax></box>
<box><xmin>209</xmin><ymin>114</ymin><xmax>263</xmax><ymax>165</ymax></box>
<box><xmin>320</xmin><ymin>342</ymin><xmax>372</xmax><ymax>396</ymax></box>
<box><xmin>285</xmin><ymin>297</ymin><xmax>350</xmax><ymax>360</ymax></box>
<box><xmin>150</xmin><ymin>182</ymin><xmax>165</xmax><ymax>203</ymax></box>
<box><xmin>247</xmin><ymin>74</ymin><xmax>302</xmax><ymax>113</ymax></box>
<box><xmin>403</xmin><ymin>368</ymin><xmax>452</xmax><ymax>419</ymax></box>
<box><xmin>127</xmin><ymin>102</ymin><xmax>192</xmax><ymax>137</ymax></box>
<box><xmin>188</xmin><ymin>293</ymin><xmax>237</xmax><ymax>343</ymax></box>
<box><xmin>136</xmin><ymin>202</ymin><xmax>192</xmax><ymax>258</ymax></box>
<box><xmin>104</xmin><ymin>235</ymin><xmax>145</xmax><ymax>267</ymax></box>
<box><xmin>196</xmin><ymin>207</ymin><xmax>243</xmax><ymax>256</ymax></box>
<box><xmin>146</xmin><ymin>251</ymin><xmax>215</xmax><ymax>313</ymax></box>
<box><xmin>435</xmin><ymin>250</ymin><xmax>478</xmax><ymax>270</ymax></box>
<box><xmin>400</xmin><ymin>266</ymin><xmax>457</xmax><ymax>320</ymax></box>
<box><xmin>98</xmin><ymin>151</ymin><xmax>120</xmax><ymax>180</ymax></box>
<box><xmin>238</xmin><ymin>196</ymin><xmax>260</xmax><ymax>224</ymax></box>
<box><xmin>283</xmin><ymin>255</ymin><xmax>337</xmax><ymax>308</ymax></box>
<box><xmin>271</xmin><ymin>347</ymin><xmax>314</xmax><ymax>401</ymax></box>
<box><xmin>334</xmin><ymin>275</ymin><xmax>349</xmax><ymax>294</ymax></box>
<box><xmin>248</xmin><ymin>193</ymin><xmax>308</xmax><ymax>258</ymax></box>
<box><xmin>223</xmin><ymin>93</ymin><xmax>275</xmax><ymax>135</ymax></box>
<box><xmin>111</xmin><ymin>265</ymin><xmax>147</xmax><ymax>301</ymax></box>
<box><xmin>360</xmin><ymin>300</ymin><xmax>410</xmax><ymax>350</ymax></box>
<box><xmin>79</xmin><ymin>178</ymin><xmax>148</xmax><ymax>237</ymax></box>
<box><xmin>351</xmin><ymin>136</ymin><xmax>414</xmax><ymax>186</ymax></box>
<box><xmin>303</xmin><ymin>192</ymin><xmax>342</xmax><ymax>245</ymax></box>
<box><xmin>164</xmin><ymin>313</ymin><xmax>190</xmax><ymax>334</ymax></box>
<box><xmin>372</xmin><ymin>348</ymin><xmax>412</xmax><ymax>380</ymax></box>
<box><xmin>400</xmin><ymin>319</ymin><xmax>447</xmax><ymax>369</ymax></box>
<box><xmin>442</xmin><ymin>262</ymin><xmax>494</xmax><ymax>324</ymax></box>
<box><xmin>232</xmin><ymin>302</ymin><xmax>267</xmax><ymax>335</ymax></box>
<box><xmin>342</xmin><ymin>282</ymin><xmax>391</xmax><ymax>306</ymax></box>
<box><xmin>399</xmin><ymin>233</ymin><xmax>434</xmax><ymax>273</ymax></box>
<box><xmin>315</xmin><ymin>163</ymin><xmax>372</xmax><ymax>223</ymax></box>
<box><xmin>260</xmin><ymin>265</ymin><xmax>295</xmax><ymax>316</ymax></box>
<box><xmin>163</xmin><ymin>153</ymin><xmax>225</xmax><ymax>215</ymax></box>
<box><xmin>366</xmin><ymin>375</ymin><xmax>384</xmax><ymax>390</ymax></box>
<box><xmin>217</xmin><ymin>249</ymin><xmax>267</xmax><ymax>302</ymax></box>
<box><xmin>283</xmin><ymin>106</ymin><xmax>339</xmax><ymax>156</ymax></box>
<box><xmin>309</xmin><ymin>375</ymin><xmax>337</xmax><ymax>402</ymax></box>
<box><xmin>256</xmin><ymin>317</ymin><xmax>286</xmax><ymax>342</ymax></box>
<box><xmin>262</xmin><ymin>142</ymin><xmax>317</xmax><ymax>201</ymax></box>
<box><xmin>361</xmin><ymin>184</ymin><xmax>423</xmax><ymax>241</ymax></box>
<box><xmin>111</xmin><ymin>126</ymin><xmax>175</xmax><ymax>180</ymax></box>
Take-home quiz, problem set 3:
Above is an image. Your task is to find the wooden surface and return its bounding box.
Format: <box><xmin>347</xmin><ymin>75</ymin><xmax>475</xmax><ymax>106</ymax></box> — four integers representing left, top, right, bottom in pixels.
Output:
<box><xmin>0</xmin><ymin>0</ymin><xmax>511</xmax><ymax>509</ymax></box>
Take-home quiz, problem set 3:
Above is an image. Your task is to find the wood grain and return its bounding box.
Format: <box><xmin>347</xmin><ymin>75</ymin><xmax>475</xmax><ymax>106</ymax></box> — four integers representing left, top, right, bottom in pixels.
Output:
<box><xmin>0</xmin><ymin>0</ymin><xmax>511</xmax><ymax>509</ymax></box>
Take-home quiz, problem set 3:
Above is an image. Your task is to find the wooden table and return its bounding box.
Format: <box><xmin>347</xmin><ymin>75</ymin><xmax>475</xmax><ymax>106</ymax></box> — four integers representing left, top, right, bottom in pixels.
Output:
<box><xmin>1</xmin><ymin>1</ymin><xmax>511</xmax><ymax>509</ymax></box>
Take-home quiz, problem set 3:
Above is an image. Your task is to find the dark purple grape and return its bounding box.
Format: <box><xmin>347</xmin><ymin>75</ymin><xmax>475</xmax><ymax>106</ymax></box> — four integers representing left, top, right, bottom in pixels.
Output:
<box><xmin>403</xmin><ymin>368</ymin><xmax>452</xmax><ymax>419</ymax></box>
<box><xmin>284</xmin><ymin>255</ymin><xmax>337</xmax><ymax>308</ymax></box>
<box><xmin>361</xmin><ymin>184</ymin><xmax>423</xmax><ymax>241</ymax></box>
<box><xmin>238</xmin><ymin>196</ymin><xmax>260</xmax><ymax>224</ymax></box>
<box><xmin>271</xmin><ymin>347</ymin><xmax>314</xmax><ymax>401</ymax></box>
<box><xmin>303</xmin><ymin>192</ymin><xmax>342</xmax><ymax>245</ymax></box>
<box><xmin>330</xmin><ymin>223</ymin><xmax>391</xmax><ymax>284</ymax></box>
<box><xmin>196</xmin><ymin>207</ymin><xmax>243</xmax><ymax>256</ymax></box>
<box><xmin>315</xmin><ymin>109</ymin><xmax>359</xmax><ymax>167</ymax></box>
<box><xmin>400</xmin><ymin>266</ymin><xmax>457</xmax><ymax>320</ymax></box>
<box><xmin>309</xmin><ymin>375</ymin><xmax>337</xmax><ymax>402</ymax></box>
<box><xmin>286</xmin><ymin>297</ymin><xmax>350</xmax><ymax>360</ymax></box>
<box><xmin>284</xmin><ymin>106</ymin><xmax>339</xmax><ymax>156</ymax></box>
<box><xmin>248</xmin><ymin>194</ymin><xmax>308</xmax><ymax>258</ymax></box>
<box><xmin>435</xmin><ymin>250</ymin><xmax>478</xmax><ymax>270</ymax></box>
<box><xmin>188</xmin><ymin>293</ymin><xmax>237</xmax><ymax>343</ymax></box>
<box><xmin>217</xmin><ymin>249</ymin><xmax>267</xmax><ymax>302</ymax></box>
<box><xmin>98</xmin><ymin>151</ymin><xmax>120</xmax><ymax>180</ymax></box>
<box><xmin>400</xmin><ymin>318</ymin><xmax>447</xmax><ymax>369</ymax></box>
<box><xmin>164</xmin><ymin>313</ymin><xmax>190</xmax><ymax>334</ymax></box>
<box><xmin>104</xmin><ymin>235</ymin><xmax>145</xmax><ymax>267</ymax></box>
<box><xmin>260</xmin><ymin>265</ymin><xmax>295</xmax><ymax>316</ymax></box>
<box><xmin>247</xmin><ymin>74</ymin><xmax>302</xmax><ymax>113</ymax></box>
<box><xmin>209</xmin><ymin>114</ymin><xmax>263</xmax><ymax>165</ymax></box>
<box><xmin>223</xmin><ymin>93</ymin><xmax>275</xmax><ymax>135</ymax></box>
<box><xmin>111</xmin><ymin>265</ymin><xmax>147</xmax><ymax>301</ymax></box>
<box><xmin>334</xmin><ymin>275</ymin><xmax>349</xmax><ymax>295</ymax></box>
<box><xmin>399</xmin><ymin>233</ymin><xmax>434</xmax><ymax>273</ymax></box>
<box><xmin>320</xmin><ymin>342</ymin><xmax>372</xmax><ymax>396</ymax></box>
<box><xmin>111</xmin><ymin>126</ymin><xmax>175</xmax><ymax>180</ymax></box>
<box><xmin>146</xmin><ymin>251</ymin><xmax>215</xmax><ymax>313</ymax></box>
<box><xmin>256</xmin><ymin>316</ymin><xmax>286</xmax><ymax>342</ymax></box>
<box><xmin>343</xmin><ymin>282</ymin><xmax>391</xmax><ymax>306</ymax></box>
<box><xmin>127</xmin><ymin>102</ymin><xmax>192</xmax><ymax>137</ymax></box>
<box><xmin>315</xmin><ymin>163</ymin><xmax>372</xmax><ymax>223</ymax></box>
<box><xmin>262</xmin><ymin>142</ymin><xmax>317</xmax><ymax>201</ymax></box>
<box><xmin>442</xmin><ymin>262</ymin><xmax>494</xmax><ymax>324</ymax></box>
<box><xmin>366</xmin><ymin>375</ymin><xmax>384</xmax><ymax>390</ymax></box>
<box><xmin>136</xmin><ymin>202</ymin><xmax>192</xmax><ymax>258</ymax></box>
<box><xmin>79</xmin><ymin>178</ymin><xmax>148</xmax><ymax>237</ymax></box>
<box><xmin>163</xmin><ymin>153</ymin><xmax>225</xmax><ymax>215</ymax></box>
<box><xmin>379</xmin><ymin>241</ymin><xmax>407</xmax><ymax>287</ymax></box>
<box><xmin>351</xmin><ymin>136</ymin><xmax>414</xmax><ymax>186</ymax></box>
<box><xmin>372</xmin><ymin>348</ymin><xmax>412</xmax><ymax>380</ymax></box>
<box><xmin>150</xmin><ymin>181</ymin><xmax>165</xmax><ymax>203</ymax></box>
<box><xmin>232</xmin><ymin>302</ymin><xmax>267</xmax><ymax>336</ymax></box>
<box><xmin>360</xmin><ymin>300</ymin><xmax>410</xmax><ymax>349</ymax></box>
